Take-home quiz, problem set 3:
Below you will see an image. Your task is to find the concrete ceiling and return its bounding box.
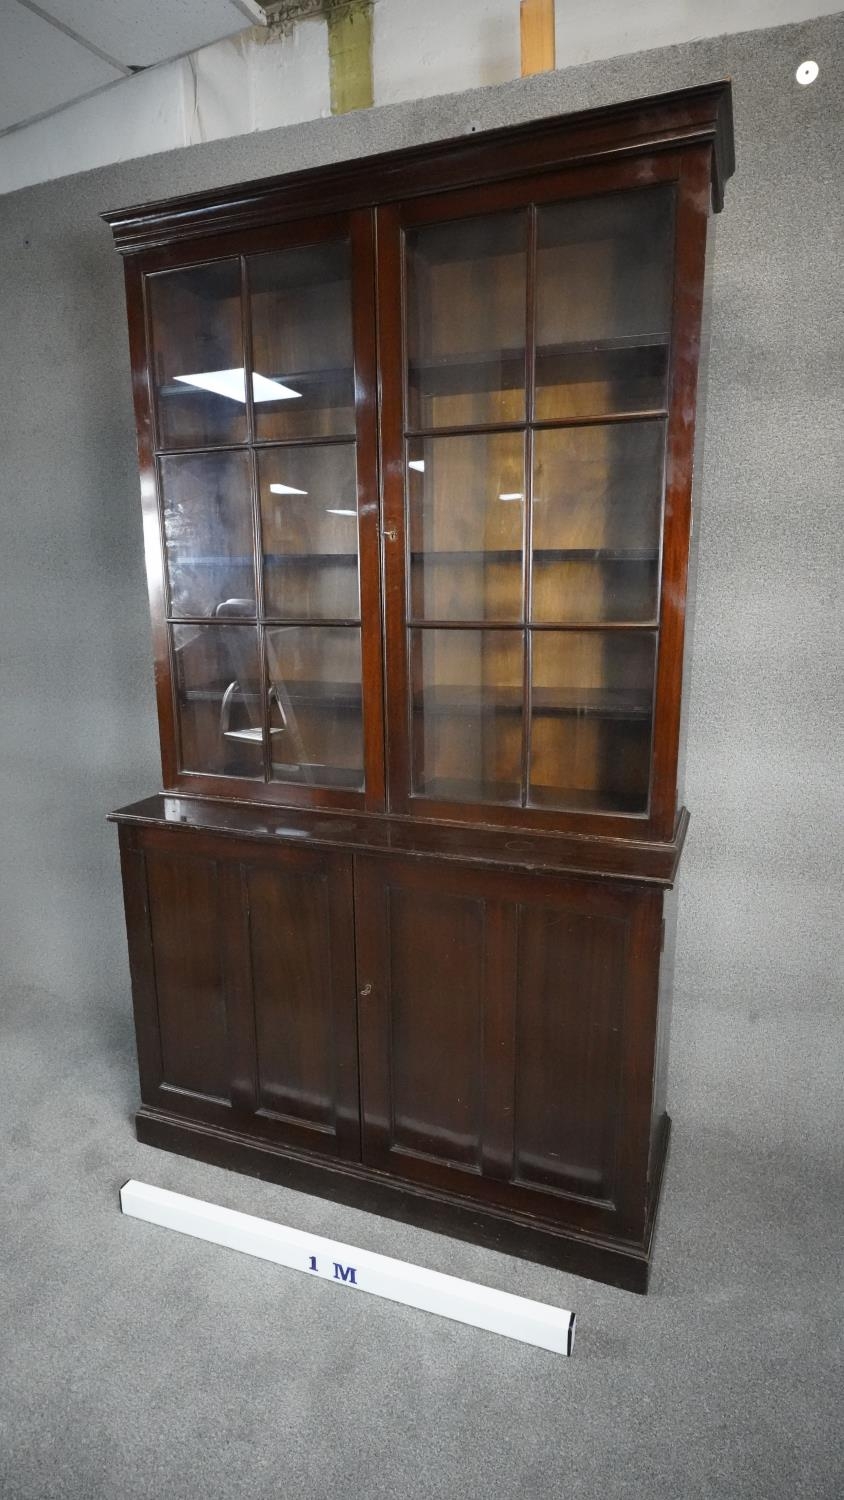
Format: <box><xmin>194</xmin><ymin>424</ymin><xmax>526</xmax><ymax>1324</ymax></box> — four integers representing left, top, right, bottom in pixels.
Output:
<box><xmin>0</xmin><ymin>0</ymin><xmax>268</xmax><ymax>135</ymax></box>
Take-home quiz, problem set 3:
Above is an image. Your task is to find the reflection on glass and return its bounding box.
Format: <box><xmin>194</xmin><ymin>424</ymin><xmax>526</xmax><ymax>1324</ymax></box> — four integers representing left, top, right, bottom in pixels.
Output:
<box><xmin>406</xmin><ymin>213</ymin><xmax>526</xmax><ymax>429</ymax></box>
<box><xmin>407</xmin><ymin>432</ymin><xmax>525</xmax><ymax>622</ymax></box>
<box><xmin>266</xmin><ymin>626</ymin><xmax>363</xmax><ymax>788</ymax></box>
<box><xmin>249</xmin><ymin>242</ymin><xmax>355</xmax><ymax>441</ymax></box>
<box><xmin>411</xmin><ymin>629</ymin><xmax>522</xmax><ymax>804</ymax></box>
<box><xmin>149</xmin><ymin>261</ymin><xmax>246</xmax><ymax>449</ymax></box>
<box><xmin>535</xmin><ymin>187</ymin><xmax>675</xmax><ymax>419</ymax></box>
<box><xmin>172</xmin><ymin>368</ymin><xmax>302</xmax><ymax>403</ymax></box>
<box><xmin>161</xmin><ymin>450</ymin><xmax>255</xmax><ymax>619</ymax></box>
<box><xmin>259</xmin><ymin>444</ymin><xmax>360</xmax><ymax>620</ymax></box>
<box><xmin>532</xmin><ymin>422</ymin><xmax>664</xmax><ymax>624</ymax></box>
<box><xmin>172</xmin><ymin>623</ymin><xmax>263</xmax><ymax>778</ymax></box>
<box><xmin>529</xmin><ymin>630</ymin><xmax>656</xmax><ymax>813</ymax></box>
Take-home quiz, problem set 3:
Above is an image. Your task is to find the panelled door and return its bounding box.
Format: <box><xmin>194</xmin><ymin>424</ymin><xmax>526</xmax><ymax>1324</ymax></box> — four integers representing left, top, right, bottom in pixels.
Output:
<box><xmin>376</xmin><ymin>152</ymin><xmax>704</xmax><ymax>842</ymax></box>
<box><xmin>120</xmin><ymin>826</ymin><xmax>361</xmax><ymax>1160</ymax></box>
<box><xmin>354</xmin><ymin>854</ymin><xmax>663</xmax><ymax>1239</ymax></box>
<box><xmin>135</xmin><ymin>208</ymin><xmax>385</xmax><ymax>812</ymax></box>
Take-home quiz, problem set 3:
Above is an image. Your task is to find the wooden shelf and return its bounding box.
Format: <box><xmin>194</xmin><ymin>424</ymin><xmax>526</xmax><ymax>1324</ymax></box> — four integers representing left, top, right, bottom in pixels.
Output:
<box><xmin>409</xmin><ymin>547</ymin><xmax>658</xmax><ymax>563</ymax></box>
<box><xmin>414</xmin><ymin>777</ymin><xmax>646</xmax><ymax>814</ymax></box>
<box><xmin>167</xmin><ymin>553</ymin><xmax>358</xmax><ymax>569</ymax></box>
<box><xmin>181</xmin><ymin>681</ymin><xmax>362</xmax><ymax>712</ymax></box>
<box><xmin>270</xmin><ymin>762</ymin><xmax>363</xmax><ymax>788</ymax></box>
<box><xmin>412</xmin><ymin>685</ymin><xmax>652</xmax><ymax>721</ymax></box>
<box><xmin>408</xmin><ymin>335</ymin><xmax>669</xmax><ymax>395</ymax></box>
<box><xmin>176</xmin><ymin>549</ymin><xmax>654</xmax><ymax>568</ymax></box>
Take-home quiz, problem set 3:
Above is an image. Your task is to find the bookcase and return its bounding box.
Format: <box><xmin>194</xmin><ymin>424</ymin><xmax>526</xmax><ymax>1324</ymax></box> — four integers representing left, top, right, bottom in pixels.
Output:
<box><xmin>107</xmin><ymin>83</ymin><xmax>734</xmax><ymax>1290</ymax></box>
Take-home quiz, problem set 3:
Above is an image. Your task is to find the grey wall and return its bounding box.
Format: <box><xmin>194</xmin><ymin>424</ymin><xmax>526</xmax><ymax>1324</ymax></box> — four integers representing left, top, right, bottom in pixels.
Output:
<box><xmin>1</xmin><ymin>14</ymin><xmax>841</xmax><ymax>1160</ymax></box>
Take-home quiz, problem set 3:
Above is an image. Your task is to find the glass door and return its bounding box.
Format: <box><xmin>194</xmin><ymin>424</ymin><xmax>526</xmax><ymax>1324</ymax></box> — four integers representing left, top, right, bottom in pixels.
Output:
<box><xmin>145</xmin><ymin>213</ymin><xmax>384</xmax><ymax>808</ymax></box>
<box><xmin>380</xmin><ymin>168</ymin><xmax>677</xmax><ymax>829</ymax></box>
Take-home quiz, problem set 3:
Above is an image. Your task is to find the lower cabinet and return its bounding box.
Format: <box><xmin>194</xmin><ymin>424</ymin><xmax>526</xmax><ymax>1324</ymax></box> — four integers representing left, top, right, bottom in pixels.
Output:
<box><xmin>118</xmin><ymin>821</ymin><xmax>669</xmax><ymax>1290</ymax></box>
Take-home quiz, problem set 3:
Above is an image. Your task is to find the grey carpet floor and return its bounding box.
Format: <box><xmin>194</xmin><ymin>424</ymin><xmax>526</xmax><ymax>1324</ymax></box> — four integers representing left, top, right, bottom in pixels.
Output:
<box><xmin>1</xmin><ymin>981</ymin><xmax>840</xmax><ymax>1500</ymax></box>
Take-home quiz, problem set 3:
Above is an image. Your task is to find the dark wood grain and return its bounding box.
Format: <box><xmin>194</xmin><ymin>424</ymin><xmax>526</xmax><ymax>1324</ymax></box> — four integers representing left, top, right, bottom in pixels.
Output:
<box><xmin>109</xmin><ymin>88</ymin><xmax>733</xmax><ymax>1292</ymax></box>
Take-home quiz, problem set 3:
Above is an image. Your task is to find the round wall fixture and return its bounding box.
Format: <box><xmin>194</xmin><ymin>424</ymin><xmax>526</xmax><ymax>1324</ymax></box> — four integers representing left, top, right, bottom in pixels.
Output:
<box><xmin>796</xmin><ymin>60</ymin><xmax>819</xmax><ymax>85</ymax></box>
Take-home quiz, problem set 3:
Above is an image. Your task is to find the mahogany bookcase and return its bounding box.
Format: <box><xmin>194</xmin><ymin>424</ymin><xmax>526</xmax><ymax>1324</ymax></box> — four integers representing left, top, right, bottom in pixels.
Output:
<box><xmin>105</xmin><ymin>82</ymin><xmax>734</xmax><ymax>1291</ymax></box>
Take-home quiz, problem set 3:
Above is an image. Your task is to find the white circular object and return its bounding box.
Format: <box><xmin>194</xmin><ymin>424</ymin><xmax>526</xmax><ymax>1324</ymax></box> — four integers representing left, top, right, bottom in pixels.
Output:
<box><xmin>796</xmin><ymin>60</ymin><xmax>819</xmax><ymax>85</ymax></box>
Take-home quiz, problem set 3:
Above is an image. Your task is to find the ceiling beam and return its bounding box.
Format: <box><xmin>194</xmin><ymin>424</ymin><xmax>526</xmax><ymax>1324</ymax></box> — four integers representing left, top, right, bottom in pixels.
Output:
<box><xmin>520</xmin><ymin>0</ymin><xmax>555</xmax><ymax>77</ymax></box>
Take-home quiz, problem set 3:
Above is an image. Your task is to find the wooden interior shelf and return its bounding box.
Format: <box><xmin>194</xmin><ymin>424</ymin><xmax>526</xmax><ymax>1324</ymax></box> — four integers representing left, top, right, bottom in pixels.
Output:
<box><xmin>181</xmin><ymin>682</ymin><xmax>362</xmax><ymax>711</ymax></box>
<box><xmin>409</xmin><ymin>548</ymin><xmax>659</xmax><ymax>563</ymax></box>
<box><xmin>413</xmin><ymin>778</ymin><xmax>648</xmax><ymax>815</ymax></box>
<box><xmin>409</xmin><ymin>333</ymin><xmax>669</xmax><ymax>375</ymax></box>
<box><xmin>412</xmin><ymin>685</ymin><xmax>652</xmax><ymax>720</ymax></box>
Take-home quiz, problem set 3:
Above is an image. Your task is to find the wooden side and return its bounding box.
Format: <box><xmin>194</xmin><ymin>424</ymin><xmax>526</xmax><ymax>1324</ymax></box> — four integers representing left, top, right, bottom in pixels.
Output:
<box><xmin>649</xmin><ymin>881</ymin><xmax>675</xmax><ymax>1193</ymax></box>
<box><xmin>649</xmin><ymin>146</ymin><xmax>712</xmax><ymax>837</ymax></box>
<box><xmin>117</xmin><ymin>825</ymin><xmax>164</xmax><ymax>1102</ymax></box>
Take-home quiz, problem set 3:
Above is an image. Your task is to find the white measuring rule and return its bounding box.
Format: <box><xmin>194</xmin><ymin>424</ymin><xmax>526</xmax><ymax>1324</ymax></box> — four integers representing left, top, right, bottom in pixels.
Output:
<box><xmin>120</xmin><ymin>1180</ymin><xmax>576</xmax><ymax>1356</ymax></box>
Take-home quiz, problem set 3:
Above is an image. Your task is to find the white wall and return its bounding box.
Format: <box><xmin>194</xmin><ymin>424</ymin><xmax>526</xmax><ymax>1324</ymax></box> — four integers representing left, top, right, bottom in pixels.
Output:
<box><xmin>0</xmin><ymin>0</ymin><xmax>838</xmax><ymax>194</ymax></box>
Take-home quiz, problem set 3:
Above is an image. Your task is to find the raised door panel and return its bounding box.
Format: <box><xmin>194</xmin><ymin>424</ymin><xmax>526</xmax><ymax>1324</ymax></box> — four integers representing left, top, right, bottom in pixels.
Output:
<box><xmin>144</xmin><ymin>848</ymin><xmax>230</xmax><ymax>1103</ymax></box>
<box><xmin>356</xmin><ymin>857</ymin><xmax>512</xmax><ymax>1183</ymax></box>
<box><xmin>382</xmin><ymin>883</ymin><xmax>484</xmax><ymax>1168</ymax></box>
<box><xmin>513</xmin><ymin>902</ymin><xmax>626</xmax><ymax>1203</ymax></box>
<box><xmin>243</xmin><ymin>852</ymin><xmax>360</xmax><ymax>1158</ymax></box>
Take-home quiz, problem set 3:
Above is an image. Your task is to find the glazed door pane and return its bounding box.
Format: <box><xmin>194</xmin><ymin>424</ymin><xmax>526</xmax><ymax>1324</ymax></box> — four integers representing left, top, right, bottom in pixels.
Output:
<box><xmin>407</xmin><ymin>431</ymin><xmax>525</xmax><ymax>622</ymax></box>
<box><xmin>410</xmin><ymin>629</ymin><xmax>523</xmax><ymax>804</ymax></box>
<box><xmin>531</xmin><ymin>422</ymin><xmax>665</xmax><ymax>625</ymax></box>
<box><xmin>258</xmin><ymin>442</ymin><xmax>360</xmax><ymax>620</ymax></box>
<box><xmin>149</xmin><ymin>260</ymin><xmax>246</xmax><ymax>450</ymax></box>
<box><xmin>529</xmin><ymin>631</ymin><xmax>656</xmax><ymax>814</ymax></box>
<box><xmin>534</xmin><ymin>186</ymin><xmax>674</xmax><ymax>420</ymax></box>
<box><xmin>172</xmin><ymin>622</ymin><xmax>264</xmax><ymax>779</ymax></box>
<box><xmin>266</xmin><ymin>625</ymin><xmax>364</xmax><ymax>789</ymax></box>
<box><xmin>248</xmin><ymin>242</ymin><xmax>355</xmax><ymax>441</ymax></box>
<box><xmin>160</xmin><ymin>449</ymin><xmax>255</xmax><ymax>619</ymax></box>
<box><xmin>405</xmin><ymin>212</ymin><xmax>527</xmax><ymax>429</ymax></box>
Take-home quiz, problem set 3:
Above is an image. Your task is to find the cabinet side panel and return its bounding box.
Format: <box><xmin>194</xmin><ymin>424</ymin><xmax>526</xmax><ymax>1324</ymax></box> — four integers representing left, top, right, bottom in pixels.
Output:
<box><xmin>387</xmin><ymin>885</ymin><xmax>484</xmax><ymax>1168</ymax></box>
<box><xmin>117</xmin><ymin>829</ymin><xmax>163</xmax><ymax>1101</ymax></box>
<box><xmin>650</xmin><ymin>883</ymin><xmax>675</xmax><ymax>1172</ymax></box>
<box><xmin>144</xmin><ymin>849</ymin><xmax>229</xmax><ymax>1100</ymax></box>
<box><xmin>246</xmin><ymin>865</ymin><xmax>336</xmax><ymax>1126</ymax></box>
<box><xmin>513</xmin><ymin>905</ymin><xmax>625</xmax><ymax>1200</ymax></box>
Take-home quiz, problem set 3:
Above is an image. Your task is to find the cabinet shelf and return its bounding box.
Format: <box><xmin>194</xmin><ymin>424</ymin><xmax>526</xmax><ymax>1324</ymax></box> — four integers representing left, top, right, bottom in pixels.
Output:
<box><xmin>408</xmin><ymin>334</ymin><xmax>669</xmax><ymax>394</ymax></box>
<box><xmin>181</xmin><ymin>682</ymin><xmax>361</xmax><ymax>712</ymax></box>
<box><xmin>167</xmin><ymin>552</ymin><xmax>358</xmax><ymax>568</ymax></box>
<box><xmin>414</xmin><ymin>777</ymin><xmax>647</xmax><ymax>815</ymax></box>
<box><xmin>412</xmin><ymin>685</ymin><xmax>652</xmax><ymax>721</ymax></box>
<box><xmin>409</xmin><ymin>547</ymin><xmax>658</xmax><ymax>563</ymax></box>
